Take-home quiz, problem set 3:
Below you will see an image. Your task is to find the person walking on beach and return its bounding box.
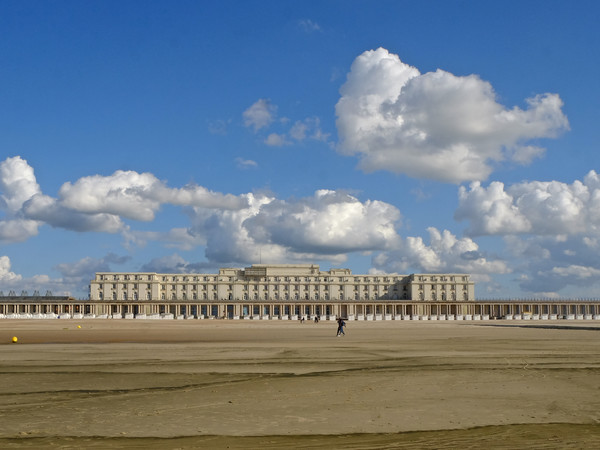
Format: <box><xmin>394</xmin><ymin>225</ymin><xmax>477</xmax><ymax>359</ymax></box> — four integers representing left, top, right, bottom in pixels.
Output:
<box><xmin>336</xmin><ymin>317</ymin><xmax>346</xmax><ymax>336</ymax></box>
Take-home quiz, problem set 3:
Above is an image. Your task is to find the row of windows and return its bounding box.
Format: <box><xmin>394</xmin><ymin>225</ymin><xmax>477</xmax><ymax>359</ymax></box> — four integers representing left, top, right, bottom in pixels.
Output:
<box><xmin>98</xmin><ymin>274</ymin><xmax>407</xmax><ymax>284</ymax></box>
<box><xmin>99</xmin><ymin>283</ymin><xmax>403</xmax><ymax>293</ymax></box>
<box><xmin>99</xmin><ymin>292</ymin><xmax>412</xmax><ymax>301</ymax></box>
<box><xmin>100</xmin><ymin>282</ymin><xmax>478</xmax><ymax>293</ymax></box>
<box><xmin>417</xmin><ymin>276</ymin><xmax>469</xmax><ymax>282</ymax></box>
<box><xmin>417</xmin><ymin>284</ymin><xmax>470</xmax><ymax>291</ymax></box>
<box><xmin>99</xmin><ymin>275</ymin><xmax>155</xmax><ymax>281</ymax></box>
<box><xmin>419</xmin><ymin>292</ymin><xmax>469</xmax><ymax>300</ymax></box>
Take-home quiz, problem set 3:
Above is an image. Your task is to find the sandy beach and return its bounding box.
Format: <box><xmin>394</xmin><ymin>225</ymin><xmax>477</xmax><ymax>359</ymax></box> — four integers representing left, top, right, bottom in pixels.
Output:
<box><xmin>0</xmin><ymin>319</ymin><xmax>599</xmax><ymax>448</ymax></box>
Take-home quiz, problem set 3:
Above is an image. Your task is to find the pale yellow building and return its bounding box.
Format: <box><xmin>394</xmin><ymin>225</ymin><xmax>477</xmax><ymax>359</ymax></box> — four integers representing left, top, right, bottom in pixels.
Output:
<box><xmin>88</xmin><ymin>264</ymin><xmax>475</xmax><ymax>319</ymax></box>
<box><xmin>2</xmin><ymin>265</ymin><xmax>600</xmax><ymax>319</ymax></box>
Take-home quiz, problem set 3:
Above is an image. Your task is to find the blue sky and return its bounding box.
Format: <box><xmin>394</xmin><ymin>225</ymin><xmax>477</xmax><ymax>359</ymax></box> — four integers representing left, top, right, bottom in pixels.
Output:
<box><xmin>1</xmin><ymin>1</ymin><xmax>600</xmax><ymax>299</ymax></box>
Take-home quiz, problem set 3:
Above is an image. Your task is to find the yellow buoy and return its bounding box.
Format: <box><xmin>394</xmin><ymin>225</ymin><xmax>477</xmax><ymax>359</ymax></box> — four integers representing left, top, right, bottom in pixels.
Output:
<box><xmin>12</xmin><ymin>336</ymin><xmax>17</xmax><ymax>343</ymax></box>
<box><xmin>77</xmin><ymin>325</ymin><xmax>81</xmax><ymax>329</ymax></box>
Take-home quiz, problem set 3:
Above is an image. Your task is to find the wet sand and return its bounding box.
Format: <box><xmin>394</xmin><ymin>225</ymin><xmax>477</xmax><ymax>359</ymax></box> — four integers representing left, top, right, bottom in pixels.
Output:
<box><xmin>0</xmin><ymin>319</ymin><xmax>599</xmax><ymax>448</ymax></box>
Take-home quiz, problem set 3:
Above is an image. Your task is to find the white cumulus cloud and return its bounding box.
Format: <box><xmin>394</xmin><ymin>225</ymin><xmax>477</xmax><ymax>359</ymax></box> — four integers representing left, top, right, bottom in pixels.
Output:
<box><xmin>244</xmin><ymin>190</ymin><xmax>402</xmax><ymax>254</ymax></box>
<box><xmin>0</xmin><ymin>156</ymin><xmax>42</xmax><ymax>242</ymax></box>
<box><xmin>0</xmin><ymin>156</ymin><xmax>248</xmax><ymax>241</ymax></box>
<box><xmin>186</xmin><ymin>190</ymin><xmax>402</xmax><ymax>265</ymax></box>
<box><xmin>456</xmin><ymin>171</ymin><xmax>600</xmax><ymax>236</ymax></box>
<box><xmin>59</xmin><ymin>170</ymin><xmax>246</xmax><ymax>220</ymax></box>
<box><xmin>189</xmin><ymin>192</ymin><xmax>282</xmax><ymax>263</ymax></box>
<box><xmin>0</xmin><ymin>218</ymin><xmax>40</xmax><ymax>243</ymax></box>
<box><xmin>336</xmin><ymin>48</ymin><xmax>569</xmax><ymax>183</ymax></box>
<box><xmin>373</xmin><ymin>227</ymin><xmax>509</xmax><ymax>282</ymax></box>
<box><xmin>0</xmin><ymin>156</ymin><xmax>41</xmax><ymax>212</ymax></box>
<box><xmin>58</xmin><ymin>171</ymin><xmax>161</xmax><ymax>221</ymax></box>
<box><xmin>0</xmin><ymin>255</ymin><xmax>22</xmax><ymax>282</ymax></box>
<box><xmin>455</xmin><ymin>172</ymin><xmax>600</xmax><ymax>295</ymax></box>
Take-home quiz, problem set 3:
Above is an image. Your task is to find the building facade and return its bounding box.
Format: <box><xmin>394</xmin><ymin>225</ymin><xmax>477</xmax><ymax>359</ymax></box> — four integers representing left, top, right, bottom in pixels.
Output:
<box><xmin>86</xmin><ymin>264</ymin><xmax>475</xmax><ymax>319</ymax></box>
<box><xmin>2</xmin><ymin>264</ymin><xmax>599</xmax><ymax>321</ymax></box>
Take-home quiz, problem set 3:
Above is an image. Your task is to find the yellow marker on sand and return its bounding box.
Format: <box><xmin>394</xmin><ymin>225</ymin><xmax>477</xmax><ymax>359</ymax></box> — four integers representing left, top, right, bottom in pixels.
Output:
<box><xmin>12</xmin><ymin>336</ymin><xmax>17</xmax><ymax>343</ymax></box>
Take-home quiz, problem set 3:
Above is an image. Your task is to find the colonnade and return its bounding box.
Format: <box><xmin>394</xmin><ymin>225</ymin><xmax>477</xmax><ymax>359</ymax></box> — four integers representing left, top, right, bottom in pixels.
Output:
<box><xmin>2</xmin><ymin>300</ymin><xmax>600</xmax><ymax>320</ymax></box>
<box><xmin>86</xmin><ymin>301</ymin><xmax>478</xmax><ymax>319</ymax></box>
<box><xmin>0</xmin><ymin>302</ymin><xmax>90</xmax><ymax>316</ymax></box>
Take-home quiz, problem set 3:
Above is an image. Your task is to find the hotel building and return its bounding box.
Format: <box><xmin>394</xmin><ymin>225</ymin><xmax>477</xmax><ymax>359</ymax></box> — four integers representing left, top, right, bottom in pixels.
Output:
<box><xmin>2</xmin><ymin>264</ymin><xmax>599</xmax><ymax>320</ymax></box>
<box><xmin>87</xmin><ymin>263</ymin><xmax>475</xmax><ymax>319</ymax></box>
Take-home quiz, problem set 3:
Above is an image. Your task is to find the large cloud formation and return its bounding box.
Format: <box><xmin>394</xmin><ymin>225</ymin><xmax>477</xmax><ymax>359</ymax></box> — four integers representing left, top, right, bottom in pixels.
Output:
<box><xmin>455</xmin><ymin>171</ymin><xmax>600</xmax><ymax>236</ymax></box>
<box><xmin>456</xmin><ymin>171</ymin><xmax>600</xmax><ymax>295</ymax></box>
<box><xmin>1</xmin><ymin>156</ymin><xmax>404</xmax><ymax>276</ymax></box>
<box><xmin>57</xmin><ymin>170</ymin><xmax>247</xmax><ymax>220</ymax></box>
<box><xmin>0</xmin><ymin>156</ymin><xmax>248</xmax><ymax>240</ymax></box>
<box><xmin>336</xmin><ymin>48</ymin><xmax>569</xmax><ymax>183</ymax></box>
<box><xmin>244</xmin><ymin>190</ymin><xmax>401</xmax><ymax>254</ymax></box>
<box><xmin>186</xmin><ymin>190</ymin><xmax>402</xmax><ymax>264</ymax></box>
<box><xmin>373</xmin><ymin>227</ymin><xmax>508</xmax><ymax>283</ymax></box>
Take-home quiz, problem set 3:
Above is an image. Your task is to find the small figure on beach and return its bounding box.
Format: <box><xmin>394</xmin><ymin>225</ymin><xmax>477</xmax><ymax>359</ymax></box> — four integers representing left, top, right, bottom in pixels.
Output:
<box><xmin>300</xmin><ymin>316</ymin><xmax>305</xmax><ymax>323</ymax></box>
<box><xmin>336</xmin><ymin>317</ymin><xmax>346</xmax><ymax>336</ymax></box>
<box><xmin>314</xmin><ymin>315</ymin><xmax>319</xmax><ymax>323</ymax></box>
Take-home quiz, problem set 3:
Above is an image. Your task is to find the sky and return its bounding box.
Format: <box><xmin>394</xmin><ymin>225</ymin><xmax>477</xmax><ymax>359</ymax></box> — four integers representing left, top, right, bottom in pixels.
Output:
<box><xmin>1</xmin><ymin>1</ymin><xmax>600</xmax><ymax>299</ymax></box>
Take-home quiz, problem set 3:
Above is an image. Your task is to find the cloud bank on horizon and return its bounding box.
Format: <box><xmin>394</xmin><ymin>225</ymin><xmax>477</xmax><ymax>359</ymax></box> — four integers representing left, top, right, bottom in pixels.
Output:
<box><xmin>0</xmin><ymin>40</ymin><xmax>596</xmax><ymax>300</ymax></box>
<box><xmin>0</xmin><ymin>151</ymin><xmax>508</xmax><ymax>296</ymax></box>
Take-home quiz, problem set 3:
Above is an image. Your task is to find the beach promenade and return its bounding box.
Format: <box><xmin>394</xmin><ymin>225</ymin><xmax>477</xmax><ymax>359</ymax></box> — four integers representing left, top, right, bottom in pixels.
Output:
<box><xmin>0</xmin><ymin>320</ymin><xmax>599</xmax><ymax>448</ymax></box>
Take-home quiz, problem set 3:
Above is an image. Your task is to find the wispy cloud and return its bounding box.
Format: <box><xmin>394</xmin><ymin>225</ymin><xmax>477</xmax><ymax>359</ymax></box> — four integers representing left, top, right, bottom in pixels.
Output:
<box><xmin>235</xmin><ymin>157</ymin><xmax>258</xmax><ymax>169</ymax></box>
<box><xmin>208</xmin><ymin>119</ymin><xmax>231</xmax><ymax>135</ymax></box>
<box><xmin>298</xmin><ymin>19</ymin><xmax>321</xmax><ymax>33</ymax></box>
<box><xmin>241</xmin><ymin>99</ymin><xmax>330</xmax><ymax>147</ymax></box>
<box><xmin>243</xmin><ymin>99</ymin><xmax>277</xmax><ymax>132</ymax></box>
<box><xmin>265</xmin><ymin>133</ymin><xmax>290</xmax><ymax>147</ymax></box>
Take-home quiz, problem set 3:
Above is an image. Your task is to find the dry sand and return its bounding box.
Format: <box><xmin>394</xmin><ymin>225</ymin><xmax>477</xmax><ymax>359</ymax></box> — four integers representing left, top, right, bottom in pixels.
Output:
<box><xmin>0</xmin><ymin>319</ymin><xmax>599</xmax><ymax>449</ymax></box>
